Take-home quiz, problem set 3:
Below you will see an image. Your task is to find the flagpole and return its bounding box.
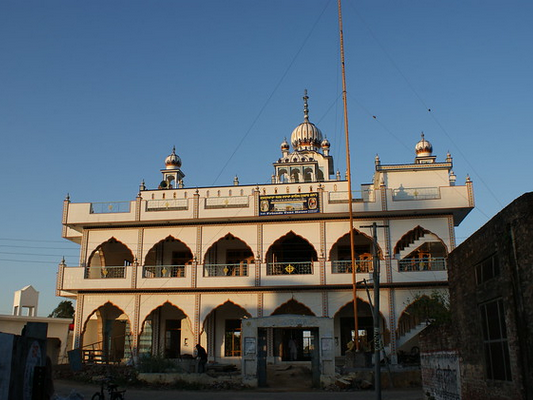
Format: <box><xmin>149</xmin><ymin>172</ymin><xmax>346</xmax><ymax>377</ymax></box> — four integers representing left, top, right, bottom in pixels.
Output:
<box><xmin>337</xmin><ymin>0</ymin><xmax>359</xmax><ymax>351</ymax></box>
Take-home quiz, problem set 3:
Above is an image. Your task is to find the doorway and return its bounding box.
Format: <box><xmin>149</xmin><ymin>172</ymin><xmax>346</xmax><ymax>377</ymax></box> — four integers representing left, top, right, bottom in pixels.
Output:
<box><xmin>165</xmin><ymin>319</ymin><xmax>181</xmax><ymax>358</ymax></box>
<box><xmin>274</xmin><ymin>328</ymin><xmax>317</xmax><ymax>361</ymax></box>
<box><xmin>241</xmin><ymin>315</ymin><xmax>335</xmax><ymax>387</ymax></box>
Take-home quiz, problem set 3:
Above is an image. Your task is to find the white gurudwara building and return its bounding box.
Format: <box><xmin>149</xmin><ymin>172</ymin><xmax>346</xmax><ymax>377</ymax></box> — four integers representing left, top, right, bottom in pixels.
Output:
<box><xmin>56</xmin><ymin>93</ymin><xmax>473</xmax><ymax>382</ymax></box>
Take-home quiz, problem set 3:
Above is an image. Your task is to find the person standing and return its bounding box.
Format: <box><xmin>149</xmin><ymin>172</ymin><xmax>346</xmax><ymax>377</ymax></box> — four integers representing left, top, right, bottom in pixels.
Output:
<box><xmin>195</xmin><ymin>344</ymin><xmax>207</xmax><ymax>373</ymax></box>
<box><xmin>288</xmin><ymin>338</ymin><xmax>298</xmax><ymax>361</ymax></box>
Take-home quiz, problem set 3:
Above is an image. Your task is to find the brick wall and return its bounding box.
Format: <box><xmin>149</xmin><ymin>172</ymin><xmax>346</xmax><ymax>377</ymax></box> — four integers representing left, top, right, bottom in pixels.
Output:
<box><xmin>420</xmin><ymin>323</ymin><xmax>461</xmax><ymax>400</ymax></box>
<box><xmin>447</xmin><ymin>192</ymin><xmax>533</xmax><ymax>400</ymax></box>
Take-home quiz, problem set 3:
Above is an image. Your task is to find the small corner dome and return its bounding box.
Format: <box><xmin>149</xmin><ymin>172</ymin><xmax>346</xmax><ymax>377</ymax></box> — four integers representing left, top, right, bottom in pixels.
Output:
<box><xmin>280</xmin><ymin>138</ymin><xmax>290</xmax><ymax>151</ymax></box>
<box><xmin>165</xmin><ymin>146</ymin><xmax>182</xmax><ymax>169</ymax></box>
<box><xmin>321</xmin><ymin>137</ymin><xmax>330</xmax><ymax>149</ymax></box>
<box><xmin>415</xmin><ymin>133</ymin><xmax>433</xmax><ymax>157</ymax></box>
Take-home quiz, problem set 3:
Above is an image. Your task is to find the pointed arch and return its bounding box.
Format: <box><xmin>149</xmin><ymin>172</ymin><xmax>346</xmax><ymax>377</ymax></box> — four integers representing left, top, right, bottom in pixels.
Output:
<box><xmin>203</xmin><ymin>233</ymin><xmax>254</xmax><ymax>277</ymax></box>
<box><xmin>87</xmin><ymin>237</ymin><xmax>133</xmax><ymax>278</ymax></box>
<box><xmin>396</xmin><ymin>293</ymin><xmax>450</xmax><ymax>357</ymax></box>
<box><xmin>144</xmin><ymin>236</ymin><xmax>193</xmax><ymax>278</ymax></box>
<box><xmin>139</xmin><ymin>301</ymin><xmax>191</xmax><ymax>358</ymax></box>
<box><xmin>394</xmin><ymin>227</ymin><xmax>449</xmax><ymax>272</ymax></box>
<box><xmin>203</xmin><ymin>300</ymin><xmax>252</xmax><ymax>359</ymax></box>
<box><xmin>303</xmin><ymin>167</ymin><xmax>314</xmax><ymax>182</ymax></box>
<box><xmin>290</xmin><ymin>169</ymin><xmax>301</xmax><ymax>182</ymax></box>
<box><xmin>394</xmin><ymin>226</ymin><xmax>448</xmax><ymax>255</ymax></box>
<box><xmin>334</xmin><ymin>299</ymin><xmax>389</xmax><ymax>355</ymax></box>
<box><xmin>265</xmin><ymin>231</ymin><xmax>317</xmax><ymax>275</ymax></box>
<box><xmin>329</xmin><ymin>229</ymin><xmax>382</xmax><ymax>273</ymax></box>
<box><xmin>81</xmin><ymin>302</ymin><xmax>131</xmax><ymax>363</ymax></box>
<box><xmin>271</xmin><ymin>299</ymin><xmax>315</xmax><ymax>316</ymax></box>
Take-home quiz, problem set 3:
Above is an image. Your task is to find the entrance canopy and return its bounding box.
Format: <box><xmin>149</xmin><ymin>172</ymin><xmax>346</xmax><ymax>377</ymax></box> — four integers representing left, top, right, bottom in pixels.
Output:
<box><xmin>241</xmin><ymin>315</ymin><xmax>335</xmax><ymax>387</ymax></box>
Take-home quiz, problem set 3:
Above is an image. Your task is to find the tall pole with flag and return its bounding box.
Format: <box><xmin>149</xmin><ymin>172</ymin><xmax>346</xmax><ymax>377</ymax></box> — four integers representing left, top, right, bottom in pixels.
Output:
<box><xmin>337</xmin><ymin>0</ymin><xmax>359</xmax><ymax>350</ymax></box>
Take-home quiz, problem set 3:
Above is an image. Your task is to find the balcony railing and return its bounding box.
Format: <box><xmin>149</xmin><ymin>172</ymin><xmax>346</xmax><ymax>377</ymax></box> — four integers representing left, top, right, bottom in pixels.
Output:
<box><xmin>143</xmin><ymin>265</ymin><xmax>185</xmax><ymax>278</ymax></box>
<box><xmin>84</xmin><ymin>265</ymin><xmax>126</xmax><ymax>279</ymax></box>
<box><xmin>392</xmin><ymin>187</ymin><xmax>440</xmax><ymax>201</ymax></box>
<box><xmin>328</xmin><ymin>190</ymin><xmax>375</xmax><ymax>203</ymax></box>
<box><xmin>204</xmin><ymin>263</ymin><xmax>249</xmax><ymax>277</ymax></box>
<box><xmin>331</xmin><ymin>259</ymin><xmax>374</xmax><ymax>274</ymax></box>
<box><xmin>267</xmin><ymin>261</ymin><xmax>313</xmax><ymax>275</ymax></box>
<box><xmin>89</xmin><ymin>201</ymin><xmax>131</xmax><ymax>214</ymax></box>
<box><xmin>398</xmin><ymin>257</ymin><xmax>446</xmax><ymax>272</ymax></box>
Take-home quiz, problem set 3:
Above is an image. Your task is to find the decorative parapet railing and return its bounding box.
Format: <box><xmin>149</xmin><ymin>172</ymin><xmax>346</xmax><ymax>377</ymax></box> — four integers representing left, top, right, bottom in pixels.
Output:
<box><xmin>204</xmin><ymin>196</ymin><xmax>249</xmax><ymax>209</ymax></box>
<box><xmin>146</xmin><ymin>199</ymin><xmax>188</xmax><ymax>211</ymax></box>
<box><xmin>392</xmin><ymin>187</ymin><xmax>440</xmax><ymax>201</ymax></box>
<box><xmin>267</xmin><ymin>261</ymin><xmax>313</xmax><ymax>275</ymax></box>
<box><xmin>143</xmin><ymin>264</ymin><xmax>186</xmax><ymax>278</ymax></box>
<box><xmin>89</xmin><ymin>202</ymin><xmax>131</xmax><ymax>214</ymax></box>
<box><xmin>398</xmin><ymin>257</ymin><xmax>446</xmax><ymax>272</ymax></box>
<box><xmin>84</xmin><ymin>265</ymin><xmax>126</xmax><ymax>279</ymax></box>
<box><xmin>204</xmin><ymin>263</ymin><xmax>249</xmax><ymax>277</ymax></box>
<box><xmin>331</xmin><ymin>259</ymin><xmax>374</xmax><ymax>273</ymax></box>
<box><xmin>328</xmin><ymin>190</ymin><xmax>374</xmax><ymax>203</ymax></box>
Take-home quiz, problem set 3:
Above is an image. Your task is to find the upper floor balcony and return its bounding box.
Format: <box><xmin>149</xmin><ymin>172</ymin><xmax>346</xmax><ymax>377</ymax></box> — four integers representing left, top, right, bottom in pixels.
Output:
<box><xmin>56</xmin><ymin>256</ymin><xmax>448</xmax><ymax>295</ymax></box>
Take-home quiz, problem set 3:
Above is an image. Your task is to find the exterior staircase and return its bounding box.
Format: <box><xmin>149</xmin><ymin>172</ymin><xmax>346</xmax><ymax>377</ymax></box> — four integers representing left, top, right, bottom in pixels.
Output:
<box><xmin>398</xmin><ymin>237</ymin><xmax>427</xmax><ymax>259</ymax></box>
<box><xmin>395</xmin><ymin>321</ymin><xmax>430</xmax><ymax>350</ymax></box>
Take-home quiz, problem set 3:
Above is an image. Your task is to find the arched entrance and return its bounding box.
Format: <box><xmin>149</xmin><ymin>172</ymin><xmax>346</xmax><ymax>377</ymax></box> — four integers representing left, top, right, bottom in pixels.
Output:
<box><xmin>241</xmin><ymin>315</ymin><xmax>334</xmax><ymax>388</ymax></box>
<box><xmin>271</xmin><ymin>299</ymin><xmax>315</xmax><ymax>362</ymax></box>
<box><xmin>139</xmin><ymin>302</ymin><xmax>191</xmax><ymax>358</ymax></box>
<box><xmin>82</xmin><ymin>302</ymin><xmax>131</xmax><ymax>363</ymax></box>
<box><xmin>203</xmin><ymin>300</ymin><xmax>251</xmax><ymax>362</ymax></box>
<box><xmin>335</xmin><ymin>299</ymin><xmax>389</xmax><ymax>355</ymax></box>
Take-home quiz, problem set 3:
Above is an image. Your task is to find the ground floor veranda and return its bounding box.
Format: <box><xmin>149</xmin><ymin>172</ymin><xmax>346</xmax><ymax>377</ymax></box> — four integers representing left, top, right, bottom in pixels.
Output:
<box><xmin>72</xmin><ymin>287</ymin><xmax>441</xmax><ymax>366</ymax></box>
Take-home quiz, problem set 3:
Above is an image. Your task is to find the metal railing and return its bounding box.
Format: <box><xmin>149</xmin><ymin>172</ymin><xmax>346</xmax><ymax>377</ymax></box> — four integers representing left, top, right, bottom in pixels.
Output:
<box><xmin>204</xmin><ymin>263</ymin><xmax>249</xmax><ymax>277</ymax></box>
<box><xmin>143</xmin><ymin>265</ymin><xmax>186</xmax><ymax>278</ymax></box>
<box><xmin>85</xmin><ymin>265</ymin><xmax>126</xmax><ymax>279</ymax></box>
<box><xmin>331</xmin><ymin>259</ymin><xmax>374</xmax><ymax>273</ymax></box>
<box><xmin>392</xmin><ymin>187</ymin><xmax>440</xmax><ymax>201</ymax></box>
<box><xmin>398</xmin><ymin>257</ymin><xmax>446</xmax><ymax>272</ymax></box>
<box><xmin>267</xmin><ymin>261</ymin><xmax>313</xmax><ymax>275</ymax></box>
<box><xmin>90</xmin><ymin>201</ymin><xmax>131</xmax><ymax>214</ymax></box>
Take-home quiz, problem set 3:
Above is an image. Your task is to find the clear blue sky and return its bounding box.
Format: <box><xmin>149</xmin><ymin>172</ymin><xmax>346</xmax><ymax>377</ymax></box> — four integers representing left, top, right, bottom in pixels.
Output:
<box><xmin>0</xmin><ymin>1</ymin><xmax>531</xmax><ymax>316</ymax></box>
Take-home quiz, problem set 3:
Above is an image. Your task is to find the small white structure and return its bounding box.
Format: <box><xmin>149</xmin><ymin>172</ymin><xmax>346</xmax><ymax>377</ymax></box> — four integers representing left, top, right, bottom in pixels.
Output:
<box><xmin>0</xmin><ymin>287</ymin><xmax>72</xmax><ymax>364</ymax></box>
<box><xmin>13</xmin><ymin>285</ymin><xmax>39</xmax><ymax>317</ymax></box>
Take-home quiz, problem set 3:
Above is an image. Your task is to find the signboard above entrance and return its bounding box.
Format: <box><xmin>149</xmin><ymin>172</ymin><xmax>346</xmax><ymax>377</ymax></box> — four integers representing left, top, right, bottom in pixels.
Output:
<box><xmin>259</xmin><ymin>192</ymin><xmax>319</xmax><ymax>216</ymax></box>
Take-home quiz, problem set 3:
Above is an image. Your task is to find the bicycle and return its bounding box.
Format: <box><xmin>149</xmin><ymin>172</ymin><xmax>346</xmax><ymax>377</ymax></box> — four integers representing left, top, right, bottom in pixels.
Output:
<box><xmin>91</xmin><ymin>377</ymin><xmax>126</xmax><ymax>400</ymax></box>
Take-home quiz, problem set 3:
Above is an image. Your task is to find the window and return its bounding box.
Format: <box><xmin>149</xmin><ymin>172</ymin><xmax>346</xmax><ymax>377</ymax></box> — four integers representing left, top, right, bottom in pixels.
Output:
<box><xmin>225</xmin><ymin>319</ymin><xmax>241</xmax><ymax>357</ymax></box>
<box><xmin>479</xmin><ymin>298</ymin><xmax>512</xmax><ymax>381</ymax></box>
<box><xmin>475</xmin><ymin>253</ymin><xmax>500</xmax><ymax>285</ymax></box>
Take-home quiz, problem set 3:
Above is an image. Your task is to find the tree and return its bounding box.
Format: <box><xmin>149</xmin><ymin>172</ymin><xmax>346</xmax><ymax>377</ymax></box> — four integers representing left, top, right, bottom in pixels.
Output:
<box><xmin>405</xmin><ymin>291</ymin><xmax>451</xmax><ymax>326</ymax></box>
<box><xmin>48</xmin><ymin>300</ymin><xmax>75</xmax><ymax>318</ymax></box>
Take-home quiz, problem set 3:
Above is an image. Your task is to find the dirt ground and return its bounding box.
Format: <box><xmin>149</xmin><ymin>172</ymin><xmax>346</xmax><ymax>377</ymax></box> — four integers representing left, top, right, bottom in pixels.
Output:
<box><xmin>54</xmin><ymin>379</ymin><xmax>425</xmax><ymax>400</ymax></box>
<box><xmin>266</xmin><ymin>364</ymin><xmax>313</xmax><ymax>390</ymax></box>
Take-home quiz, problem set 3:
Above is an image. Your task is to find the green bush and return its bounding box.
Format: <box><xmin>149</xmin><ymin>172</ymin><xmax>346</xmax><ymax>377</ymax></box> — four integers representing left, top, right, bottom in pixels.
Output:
<box><xmin>136</xmin><ymin>354</ymin><xmax>178</xmax><ymax>373</ymax></box>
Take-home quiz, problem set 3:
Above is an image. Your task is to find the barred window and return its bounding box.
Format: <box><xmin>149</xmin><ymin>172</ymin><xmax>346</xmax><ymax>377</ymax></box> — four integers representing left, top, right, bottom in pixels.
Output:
<box><xmin>479</xmin><ymin>298</ymin><xmax>512</xmax><ymax>381</ymax></box>
<box><xmin>475</xmin><ymin>253</ymin><xmax>500</xmax><ymax>285</ymax></box>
